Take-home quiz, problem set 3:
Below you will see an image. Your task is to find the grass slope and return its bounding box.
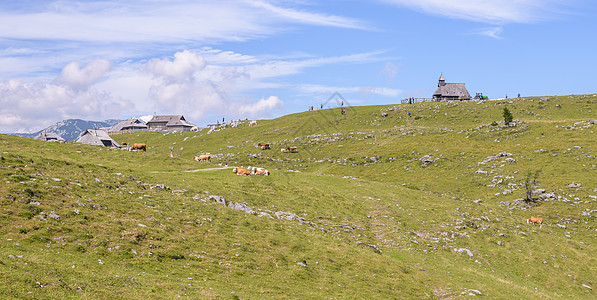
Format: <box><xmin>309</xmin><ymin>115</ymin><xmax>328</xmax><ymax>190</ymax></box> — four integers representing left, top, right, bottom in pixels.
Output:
<box><xmin>1</xmin><ymin>94</ymin><xmax>596</xmax><ymax>298</ymax></box>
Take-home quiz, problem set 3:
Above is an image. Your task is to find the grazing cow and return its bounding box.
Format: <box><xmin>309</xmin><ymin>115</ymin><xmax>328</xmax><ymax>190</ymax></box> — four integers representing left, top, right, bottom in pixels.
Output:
<box><xmin>193</xmin><ymin>154</ymin><xmax>211</xmax><ymax>162</ymax></box>
<box><xmin>281</xmin><ymin>146</ymin><xmax>297</xmax><ymax>153</ymax></box>
<box><xmin>258</xmin><ymin>143</ymin><xmax>270</xmax><ymax>150</ymax></box>
<box><xmin>129</xmin><ymin>143</ymin><xmax>146</xmax><ymax>152</ymax></box>
<box><xmin>247</xmin><ymin>166</ymin><xmax>270</xmax><ymax>175</ymax></box>
<box><xmin>249</xmin><ymin>120</ymin><xmax>257</xmax><ymax>127</ymax></box>
<box><xmin>254</xmin><ymin>167</ymin><xmax>270</xmax><ymax>176</ymax></box>
<box><xmin>232</xmin><ymin>167</ymin><xmax>251</xmax><ymax>176</ymax></box>
<box><xmin>527</xmin><ymin>217</ymin><xmax>543</xmax><ymax>224</ymax></box>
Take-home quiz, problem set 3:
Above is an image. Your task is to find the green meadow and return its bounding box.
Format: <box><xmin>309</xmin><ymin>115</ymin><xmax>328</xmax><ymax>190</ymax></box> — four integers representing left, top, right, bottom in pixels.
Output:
<box><xmin>1</xmin><ymin>95</ymin><xmax>596</xmax><ymax>299</ymax></box>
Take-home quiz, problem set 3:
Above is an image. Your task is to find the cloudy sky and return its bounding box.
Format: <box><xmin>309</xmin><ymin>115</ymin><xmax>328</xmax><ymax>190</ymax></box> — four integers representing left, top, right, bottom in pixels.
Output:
<box><xmin>1</xmin><ymin>0</ymin><xmax>595</xmax><ymax>133</ymax></box>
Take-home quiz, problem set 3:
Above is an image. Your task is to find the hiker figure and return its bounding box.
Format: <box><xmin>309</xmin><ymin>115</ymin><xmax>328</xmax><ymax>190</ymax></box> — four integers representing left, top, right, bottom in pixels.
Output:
<box><xmin>341</xmin><ymin>100</ymin><xmax>344</xmax><ymax>107</ymax></box>
<box><xmin>408</xmin><ymin>111</ymin><xmax>411</xmax><ymax>117</ymax></box>
<box><xmin>321</xmin><ymin>103</ymin><xmax>323</xmax><ymax>109</ymax></box>
<box><xmin>341</xmin><ymin>107</ymin><xmax>345</xmax><ymax>115</ymax></box>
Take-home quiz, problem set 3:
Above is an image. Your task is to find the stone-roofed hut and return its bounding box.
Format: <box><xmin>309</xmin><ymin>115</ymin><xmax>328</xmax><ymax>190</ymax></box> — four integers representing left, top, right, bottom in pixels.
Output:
<box><xmin>432</xmin><ymin>74</ymin><xmax>471</xmax><ymax>101</ymax></box>
<box><xmin>34</xmin><ymin>131</ymin><xmax>65</xmax><ymax>142</ymax></box>
<box><xmin>76</xmin><ymin>129</ymin><xmax>121</xmax><ymax>148</ymax></box>
<box><xmin>108</xmin><ymin>118</ymin><xmax>148</xmax><ymax>135</ymax></box>
<box><xmin>146</xmin><ymin>115</ymin><xmax>195</xmax><ymax>132</ymax></box>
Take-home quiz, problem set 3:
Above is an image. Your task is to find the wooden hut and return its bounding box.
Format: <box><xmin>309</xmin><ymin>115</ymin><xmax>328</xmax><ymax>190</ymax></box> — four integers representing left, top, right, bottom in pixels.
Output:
<box><xmin>34</xmin><ymin>131</ymin><xmax>65</xmax><ymax>142</ymax></box>
<box><xmin>76</xmin><ymin>129</ymin><xmax>121</xmax><ymax>147</ymax></box>
<box><xmin>108</xmin><ymin>118</ymin><xmax>148</xmax><ymax>135</ymax></box>
<box><xmin>146</xmin><ymin>115</ymin><xmax>194</xmax><ymax>132</ymax></box>
<box><xmin>432</xmin><ymin>74</ymin><xmax>471</xmax><ymax>101</ymax></box>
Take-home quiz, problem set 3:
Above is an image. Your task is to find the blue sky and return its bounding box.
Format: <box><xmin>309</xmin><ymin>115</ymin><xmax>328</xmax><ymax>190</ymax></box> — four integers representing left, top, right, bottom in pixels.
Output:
<box><xmin>1</xmin><ymin>0</ymin><xmax>595</xmax><ymax>133</ymax></box>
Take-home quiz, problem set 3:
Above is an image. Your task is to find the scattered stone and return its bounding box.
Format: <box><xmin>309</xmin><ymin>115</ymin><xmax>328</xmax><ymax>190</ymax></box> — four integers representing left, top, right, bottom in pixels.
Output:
<box><xmin>210</xmin><ymin>195</ymin><xmax>227</xmax><ymax>206</ymax></box>
<box><xmin>357</xmin><ymin>242</ymin><xmax>382</xmax><ymax>254</ymax></box>
<box><xmin>257</xmin><ymin>212</ymin><xmax>273</xmax><ymax>218</ymax></box>
<box><xmin>94</xmin><ymin>178</ymin><xmax>101</xmax><ymax>183</ymax></box>
<box><xmin>475</xmin><ymin>169</ymin><xmax>487</xmax><ymax>174</ymax></box>
<box><xmin>583</xmin><ymin>284</ymin><xmax>592</xmax><ymax>290</ymax></box>
<box><xmin>48</xmin><ymin>211</ymin><xmax>61</xmax><ymax>220</ymax></box>
<box><xmin>420</xmin><ymin>155</ymin><xmax>435</xmax><ymax>167</ymax></box>
<box><xmin>150</xmin><ymin>184</ymin><xmax>170</xmax><ymax>190</ymax></box>
<box><xmin>296</xmin><ymin>261</ymin><xmax>307</xmax><ymax>267</ymax></box>
<box><xmin>557</xmin><ymin>224</ymin><xmax>566</xmax><ymax>229</ymax></box>
<box><xmin>568</xmin><ymin>183</ymin><xmax>581</xmax><ymax>188</ymax></box>
<box><xmin>454</xmin><ymin>248</ymin><xmax>473</xmax><ymax>257</ymax></box>
<box><xmin>381</xmin><ymin>112</ymin><xmax>388</xmax><ymax>117</ymax></box>
<box><xmin>74</xmin><ymin>209</ymin><xmax>80</xmax><ymax>214</ymax></box>
<box><xmin>504</xmin><ymin>158</ymin><xmax>516</xmax><ymax>163</ymax></box>
<box><xmin>275</xmin><ymin>211</ymin><xmax>305</xmax><ymax>223</ymax></box>
<box><xmin>228</xmin><ymin>202</ymin><xmax>255</xmax><ymax>214</ymax></box>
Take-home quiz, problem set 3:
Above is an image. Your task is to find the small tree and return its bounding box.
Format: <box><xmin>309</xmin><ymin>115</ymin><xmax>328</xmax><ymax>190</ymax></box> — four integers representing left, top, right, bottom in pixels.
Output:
<box><xmin>503</xmin><ymin>107</ymin><xmax>513</xmax><ymax>126</ymax></box>
<box><xmin>524</xmin><ymin>171</ymin><xmax>541</xmax><ymax>204</ymax></box>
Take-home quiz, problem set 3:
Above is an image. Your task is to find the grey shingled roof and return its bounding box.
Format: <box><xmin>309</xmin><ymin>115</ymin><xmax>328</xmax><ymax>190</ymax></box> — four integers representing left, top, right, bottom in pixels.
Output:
<box><xmin>34</xmin><ymin>131</ymin><xmax>65</xmax><ymax>142</ymax></box>
<box><xmin>108</xmin><ymin>118</ymin><xmax>147</xmax><ymax>132</ymax></box>
<box><xmin>76</xmin><ymin>129</ymin><xmax>121</xmax><ymax>147</ymax></box>
<box><xmin>433</xmin><ymin>83</ymin><xmax>470</xmax><ymax>98</ymax></box>
<box><xmin>147</xmin><ymin>115</ymin><xmax>194</xmax><ymax>127</ymax></box>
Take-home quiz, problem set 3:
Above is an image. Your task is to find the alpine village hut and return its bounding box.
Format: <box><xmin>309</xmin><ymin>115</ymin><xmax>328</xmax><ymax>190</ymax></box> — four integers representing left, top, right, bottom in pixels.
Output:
<box><xmin>432</xmin><ymin>74</ymin><xmax>471</xmax><ymax>101</ymax></box>
<box><xmin>34</xmin><ymin>131</ymin><xmax>65</xmax><ymax>142</ymax></box>
<box><xmin>107</xmin><ymin>117</ymin><xmax>148</xmax><ymax>135</ymax></box>
<box><xmin>146</xmin><ymin>115</ymin><xmax>195</xmax><ymax>132</ymax></box>
<box><xmin>76</xmin><ymin>129</ymin><xmax>121</xmax><ymax>148</ymax></box>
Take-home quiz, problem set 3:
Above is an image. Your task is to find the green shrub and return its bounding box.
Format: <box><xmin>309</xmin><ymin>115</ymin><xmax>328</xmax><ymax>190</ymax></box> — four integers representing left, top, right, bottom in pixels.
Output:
<box><xmin>503</xmin><ymin>107</ymin><xmax>513</xmax><ymax>125</ymax></box>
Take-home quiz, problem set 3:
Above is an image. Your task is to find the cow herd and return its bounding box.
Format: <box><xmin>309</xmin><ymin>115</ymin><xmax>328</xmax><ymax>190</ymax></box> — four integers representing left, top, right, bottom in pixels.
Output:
<box><xmin>232</xmin><ymin>166</ymin><xmax>270</xmax><ymax>176</ymax></box>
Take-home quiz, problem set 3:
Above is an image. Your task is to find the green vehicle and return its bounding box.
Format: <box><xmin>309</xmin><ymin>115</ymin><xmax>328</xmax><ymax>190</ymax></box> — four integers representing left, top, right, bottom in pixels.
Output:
<box><xmin>474</xmin><ymin>92</ymin><xmax>489</xmax><ymax>100</ymax></box>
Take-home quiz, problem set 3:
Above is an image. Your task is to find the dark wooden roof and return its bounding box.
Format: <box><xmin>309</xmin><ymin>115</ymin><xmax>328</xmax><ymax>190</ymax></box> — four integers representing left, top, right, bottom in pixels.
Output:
<box><xmin>147</xmin><ymin>115</ymin><xmax>193</xmax><ymax>127</ymax></box>
<box><xmin>433</xmin><ymin>83</ymin><xmax>471</xmax><ymax>98</ymax></box>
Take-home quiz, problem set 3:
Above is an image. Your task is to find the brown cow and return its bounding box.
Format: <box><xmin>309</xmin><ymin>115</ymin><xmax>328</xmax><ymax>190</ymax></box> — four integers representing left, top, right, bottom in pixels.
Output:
<box><xmin>232</xmin><ymin>167</ymin><xmax>251</xmax><ymax>176</ymax></box>
<box><xmin>281</xmin><ymin>146</ymin><xmax>297</xmax><ymax>153</ymax></box>
<box><xmin>258</xmin><ymin>143</ymin><xmax>270</xmax><ymax>150</ymax></box>
<box><xmin>129</xmin><ymin>143</ymin><xmax>146</xmax><ymax>152</ymax></box>
<box><xmin>247</xmin><ymin>166</ymin><xmax>270</xmax><ymax>175</ymax></box>
<box><xmin>527</xmin><ymin>217</ymin><xmax>543</xmax><ymax>224</ymax></box>
<box><xmin>193</xmin><ymin>154</ymin><xmax>211</xmax><ymax>162</ymax></box>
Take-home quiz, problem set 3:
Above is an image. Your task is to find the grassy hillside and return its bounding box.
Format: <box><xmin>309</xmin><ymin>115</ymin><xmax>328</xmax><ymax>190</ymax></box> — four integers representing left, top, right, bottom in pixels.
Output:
<box><xmin>1</xmin><ymin>94</ymin><xmax>596</xmax><ymax>298</ymax></box>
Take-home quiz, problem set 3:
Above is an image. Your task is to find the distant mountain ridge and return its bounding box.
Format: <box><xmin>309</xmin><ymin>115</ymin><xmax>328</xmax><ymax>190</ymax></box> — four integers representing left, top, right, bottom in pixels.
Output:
<box><xmin>12</xmin><ymin>119</ymin><xmax>122</xmax><ymax>141</ymax></box>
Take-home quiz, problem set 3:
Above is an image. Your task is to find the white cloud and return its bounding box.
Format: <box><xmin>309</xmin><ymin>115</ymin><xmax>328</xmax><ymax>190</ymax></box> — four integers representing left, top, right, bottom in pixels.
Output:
<box><xmin>381</xmin><ymin>0</ymin><xmax>569</xmax><ymax>24</ymax></box>
<box><xmin>146</xmin><ymin>50</ymin><xmax>206</xmax><ymax>82</ymax></box>
<box><xmin>298</xmin><ymin>84</ymin><xmax>401</xmax><ymax>97</ymax></box>
<box><xmin>379</xmin><ymin>62</ymin><xmax>399</xmax><ymax>83</ymax></box>
<box><xmin>247</xmin><ymin>0</ymin><xmax>369</xmax><ymax>29</ymax></box>
<box><xmin>0</xmin><ymin>79</ymin><xmax>133</xmax><ymax>133</ymax></box>
<box><xmin>56</xmin><ymin>59</ymin><xmax>112</xmax><ymax>90</ymax></box>
<box><xmin>0</xmin><ymin>47</ymin><xmax>392</xmax><ymax>132</ymax></box>
<box><xmin>238</xmin><ymin>96</ymin><xmax>284</xmax><ymax>116</ymax></box>
<box><xmin>474</xmin><ymin>26</ymin><xmax>504</xmax><ymax>39</ymax></box>
<box><xmin>0</xmin><ymin>1</ymin><xmax>366</xmax><ymax>43</ymax></box>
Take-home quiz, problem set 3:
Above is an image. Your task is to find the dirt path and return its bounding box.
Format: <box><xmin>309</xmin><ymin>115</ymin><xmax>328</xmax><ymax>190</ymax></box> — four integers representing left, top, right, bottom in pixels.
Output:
<box><xmin>183</xmin><ymin>166</ymin><xmax>232</xmax><ymax>173</ymax></box>
<box><xmin>151</xmin><ymin>166</ymin><xmax>232</xmax><ymax>174</ymax></box>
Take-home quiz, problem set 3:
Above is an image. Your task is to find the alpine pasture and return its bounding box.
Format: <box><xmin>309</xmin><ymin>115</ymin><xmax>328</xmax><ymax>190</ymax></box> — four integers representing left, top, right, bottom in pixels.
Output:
<box><xmin>1</xmin><ymin>95</ymin><xmax>596</xmax><ymax>298</ymax></box>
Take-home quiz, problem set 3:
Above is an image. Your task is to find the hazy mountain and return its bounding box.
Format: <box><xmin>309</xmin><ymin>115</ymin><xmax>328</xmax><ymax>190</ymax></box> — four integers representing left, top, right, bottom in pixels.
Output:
<box><xmin>11</xmin><ymin>119</ymin><xmax>122</xmax><ymax>141</ymax></box>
